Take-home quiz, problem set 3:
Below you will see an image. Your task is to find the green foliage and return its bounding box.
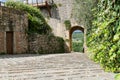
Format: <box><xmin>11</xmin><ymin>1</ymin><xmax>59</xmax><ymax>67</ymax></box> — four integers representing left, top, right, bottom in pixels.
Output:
<box><xmin>5</xmin><ymin>0</ymin><xmax>51</xmax><ymax>34</ymax></box>
<box><xmin>87</xmin><ymin>0</ymin><xmax>120</xmax><ymax>72</ymax></box>
<box><xmin>72</xmin><ymin>42</ymin><xmax>83</xmax><ymax>52</ymax></box>
<box><xmin>56</xmin><ymin>36</ymin><xmax>65</xmax><ymax>53</ymax></box>
<box><xmin>51</xmin><ymin>3</ymin><xmax>57</xmax><ymax>8</ymax></box>
<box><xmin>64</xmin><ymin>20</ymin><xmax>71</xmax><ymax>30</ymax></box>
<box><xmin>115</xmin><ymin>74</ymin><xmax>120</xmax><ymax>80</ymax></box>
<box><xmin>38</xmin><ymin>35</ymin><xmax>65</xmax><ymax>54</ymax></box>
<box><xmin>57</xmin><ymin>3</ymin><xmax>62</xmax><ymax>7</ymax></box>
<box><xmin>72</xmin><ymin>32</ymin><xmax>84</xmax><ymax>52</ymax></box>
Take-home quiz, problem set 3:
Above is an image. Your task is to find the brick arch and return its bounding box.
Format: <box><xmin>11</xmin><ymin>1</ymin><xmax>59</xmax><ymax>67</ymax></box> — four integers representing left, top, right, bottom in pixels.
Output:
<box><xmin>69</xmin><ymin>26</ymin><xmax>84</xmax><ymax>52</ymax></box>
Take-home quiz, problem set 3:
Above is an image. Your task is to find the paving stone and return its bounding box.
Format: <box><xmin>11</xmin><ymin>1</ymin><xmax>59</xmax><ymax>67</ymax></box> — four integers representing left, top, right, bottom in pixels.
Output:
<box><xmin>0</xmin><ymin>53</ymin><xmax>115</xmax><ymax>80</ymax></box>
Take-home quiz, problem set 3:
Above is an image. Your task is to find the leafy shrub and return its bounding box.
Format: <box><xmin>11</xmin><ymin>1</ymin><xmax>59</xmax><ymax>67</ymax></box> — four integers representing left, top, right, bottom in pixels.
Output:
<box><xmin>72</xmin><ymin>42</ymin><xmax>83</xmax><ymax>52</ymax></box>
<box><xmin>5</xmin><ymin>0</ymin><xmax>52</xmax><ymax>34</ymax></box>
<box><xmin>87</xmin><ymin>0</ymin><xmax>120</xmax><ymax>72</ymax></box>
<box><xmin>56</xmin><ymin>36</ymin><xmax>65</xmax><ymax>53</ymax></box>
<box><xmin>115</xmin><ymin>74</ymin><xmax>120</xmax><ymax>80</ymax></box>
<box><xmin>64</xmin><ymin>20</ymin><xmax>71</xmax><ymax>30</ymax></box>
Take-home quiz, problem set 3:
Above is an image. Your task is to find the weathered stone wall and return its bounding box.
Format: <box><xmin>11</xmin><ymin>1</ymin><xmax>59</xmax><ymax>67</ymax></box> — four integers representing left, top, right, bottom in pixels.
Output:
<box><xmin>0</xmin><ymin>6</ymin><xmax>28</xmax><ymax>54</ymax></box>
<box><xmin>21</xmin><ymin>0</ymin><xmax>74</xmax><ymax>53</ymax></box>
<box><xmin>15</xmin><ymin>32</ymin><xmax>28</xmax><ymax>54</ymax></box>
<box><xmin>0</xmin><ymin>32</ymin><xmax>5</xmax><ymax>53</ymax></box>
<box><xmin>41</xmin><ymin>0</ymin><xmax>74</xmax><ymax>38</ymax></box>
<box><xmin>0</xmin><ymin>0</ymin><xmax>86</xmax><ymax>54</ymax></box>
<box><xmin>29</xmin><ymin>34</ymin><xmax>69</xmax><ymax>54</ymax></box>
<box><xmin>41</xmin><ymin>0</ymin><xmax>87</xmax><ymax>52</ymax></box>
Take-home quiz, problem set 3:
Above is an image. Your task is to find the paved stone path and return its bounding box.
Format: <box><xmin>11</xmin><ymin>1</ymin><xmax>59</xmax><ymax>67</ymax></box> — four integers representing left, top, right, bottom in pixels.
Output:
<box><xmin>0</xmin><ymin>53</ymin><xmax>115</xmax><ymax>80</ymax></box>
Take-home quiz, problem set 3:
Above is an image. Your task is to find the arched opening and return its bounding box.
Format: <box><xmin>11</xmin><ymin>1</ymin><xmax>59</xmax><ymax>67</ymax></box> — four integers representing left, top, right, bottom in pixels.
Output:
<box><xmin>69</xmin><ymin>26</ymin><xmax>84</xmax><ymax>53</ymax></box>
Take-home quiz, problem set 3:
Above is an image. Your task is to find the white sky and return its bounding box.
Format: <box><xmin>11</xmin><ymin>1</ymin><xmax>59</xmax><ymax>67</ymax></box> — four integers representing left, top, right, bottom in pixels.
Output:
<box><xmin>74</xmin><ymin>30</ymin><xmax>82</xmax><ymax>33</ymax></box>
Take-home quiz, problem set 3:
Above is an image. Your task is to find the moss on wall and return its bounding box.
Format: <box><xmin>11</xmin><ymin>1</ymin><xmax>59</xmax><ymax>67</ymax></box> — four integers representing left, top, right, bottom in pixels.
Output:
<box><xmin>28</xmin><ymin>34</ymin><xmax>66</xmax><ymax>54</ymax></box>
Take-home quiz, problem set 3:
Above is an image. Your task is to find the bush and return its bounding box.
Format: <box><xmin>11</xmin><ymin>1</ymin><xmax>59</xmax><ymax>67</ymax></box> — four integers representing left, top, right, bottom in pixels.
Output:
<box><xmin>87</xmin><ymin>0</ymin><xmax>120</xmax><ymax>72</ymax></box>
<box><xmin>5</xmin><ymin>0</ymin><xmax>52</xmax><ymax>34</ymax></box>
<box><xmin>72</xmin><ymin>42</ymin><xmax>83</xmax><ymax>52</ymax></box>
<box><xmin>115</xmin><ymin>74</ymin><xmax>120</xmax><ymax>80</ymax></box>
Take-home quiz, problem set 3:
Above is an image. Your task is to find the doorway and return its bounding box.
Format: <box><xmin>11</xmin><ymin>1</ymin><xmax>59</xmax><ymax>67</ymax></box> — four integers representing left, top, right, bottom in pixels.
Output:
<box><xmin>6</xmin><ymin>31</ymin><xmax>13</xmax><ymax>54</ymax></box>
<box><xmin>72</xmin><ymin>30</ymin><xmax>84</xmax><ymax>52</ymax></box>
<box><xmin>69</xmin><ymin>26</ymin><xmax>84</xmax><ymax>52</ymax></box>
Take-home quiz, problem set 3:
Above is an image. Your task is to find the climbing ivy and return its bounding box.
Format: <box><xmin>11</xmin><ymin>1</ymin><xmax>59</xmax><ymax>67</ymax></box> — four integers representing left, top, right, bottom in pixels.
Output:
<box><xmin>64</xmin><ymin>20</ymin><xmax>71</xmax><ymax>30</ymax></box>
<box><xmin>5</xmin><ymin>0</ymin><xmax>52</xmax><ymax>34</ymax></box>
<box><xmin>87</xmin><ymin>0</ymin><xmax>120</xmax><ymax>72</ymax></box>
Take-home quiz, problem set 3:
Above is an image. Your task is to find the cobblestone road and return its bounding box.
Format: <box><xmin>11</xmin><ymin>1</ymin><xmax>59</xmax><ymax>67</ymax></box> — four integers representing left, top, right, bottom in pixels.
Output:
<box><xmin>0</xmin><ymin>53</ymin><xmax>115</xmax><ymax>80</ymax></box>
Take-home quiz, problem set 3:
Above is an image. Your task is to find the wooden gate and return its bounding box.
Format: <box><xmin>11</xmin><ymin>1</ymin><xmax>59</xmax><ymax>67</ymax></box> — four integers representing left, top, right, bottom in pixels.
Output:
<box><xmin>6</xmin><ymin>32</ymin><xmax>13</xmax><ymax>54</ymax></box>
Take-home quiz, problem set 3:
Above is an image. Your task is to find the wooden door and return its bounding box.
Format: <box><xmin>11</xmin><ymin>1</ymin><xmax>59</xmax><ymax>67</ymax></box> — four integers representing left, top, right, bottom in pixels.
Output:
<box><xmin>6</xmin><ymin>32</ymin><xmax>13</xmax><ymax>54</ymax></box>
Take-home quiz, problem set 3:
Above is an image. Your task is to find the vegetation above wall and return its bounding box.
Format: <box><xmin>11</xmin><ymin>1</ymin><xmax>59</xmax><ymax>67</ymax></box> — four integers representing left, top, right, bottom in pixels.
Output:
<box><xmin>87</xmin><ymin>0</ymin><xmax>120</xmax><ymax>72</ymax></box>
<box><xmin>5</xmin><ymin>0</ymin><xmax>52</xmax><ymax>34</ymax></box>
<box><xmin>5</xmin><ymin>1</ymin><xmax>66</xmax><ymax>54</ymax></box>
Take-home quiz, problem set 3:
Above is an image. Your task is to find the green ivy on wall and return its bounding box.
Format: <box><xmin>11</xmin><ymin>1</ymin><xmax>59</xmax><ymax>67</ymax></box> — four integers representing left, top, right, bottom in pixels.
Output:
<box><xmin>5</xmin><ymin>1</ymin><xmax>52</xmax><ymax>35</ymax></box>
<box><xmin>64</xmin><ymin>20</ymin><xmax>71</xmax><ymax>30</ymax></box>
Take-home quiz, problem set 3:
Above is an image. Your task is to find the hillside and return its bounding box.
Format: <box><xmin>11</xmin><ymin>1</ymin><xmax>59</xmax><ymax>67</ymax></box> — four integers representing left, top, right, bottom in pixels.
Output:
<box><xmin>72</xmin><ymin>31</ymin><xmax>84</xmax><ymax>52</ymax></box>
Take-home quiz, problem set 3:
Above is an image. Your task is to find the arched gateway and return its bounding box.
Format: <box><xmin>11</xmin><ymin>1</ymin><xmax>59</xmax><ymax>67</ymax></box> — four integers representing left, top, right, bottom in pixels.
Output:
<box><xmin>69</xmin><ymin>26</ymin><xmax>84</xmax><ymax>52</ymax></box>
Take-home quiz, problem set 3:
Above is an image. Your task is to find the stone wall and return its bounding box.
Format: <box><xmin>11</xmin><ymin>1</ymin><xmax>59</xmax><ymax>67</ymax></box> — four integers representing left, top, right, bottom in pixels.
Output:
<box><xmin>41</xmin><ymin>0</ymin><xmax>74</xmax><ymax>38</ymax></box>
<box><xmin>28</xmin><ymin>34</ymin><xmax>69</xmax><ymax>54</ymax></box>
<box><xmin>0</xmin><ymin>0</ymin><xmax>86</xmax><ymax>54</ymax></box>
<box><xmin>0</xmin><ymin>4</ymin><xmax>71</xmax><ymax>54</ymax></box>
<box><xmin>41</xmin><ymin>0</ymin><xmax>87</xmax><ymax>52</ymax></box>
<box><xmin>0</xmin><ymin>6</ymin><xmax>28</xmax><ymax>54</ymax></box>
<box><xmin>26</xmin><ymin>0</ymin><xmax>75</xmax><ymax>53</ymax></box>
<box><xmin>0</xmin><ymin>32</ymin><xmax>5</xmax><ymax>53</ymax></box>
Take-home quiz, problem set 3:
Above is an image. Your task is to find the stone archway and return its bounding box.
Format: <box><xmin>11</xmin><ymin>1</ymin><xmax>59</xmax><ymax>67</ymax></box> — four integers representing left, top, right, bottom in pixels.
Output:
<box><xmin>69</xmin><ymin>26</ymin><xmax>84</xmax><ymax>52</ymax></box>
